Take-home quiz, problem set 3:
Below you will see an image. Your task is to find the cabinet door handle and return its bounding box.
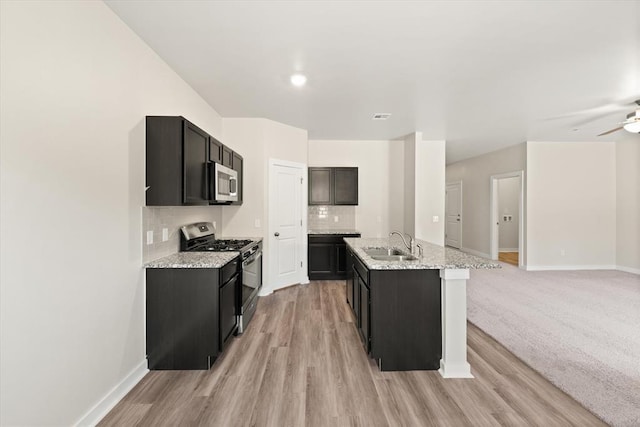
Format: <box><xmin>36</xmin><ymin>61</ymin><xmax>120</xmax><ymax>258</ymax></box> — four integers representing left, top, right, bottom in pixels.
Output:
<box><xmin>274</xmin><ymin>232</ymin><xmax>280</xmax><ymax>237</ymax></box>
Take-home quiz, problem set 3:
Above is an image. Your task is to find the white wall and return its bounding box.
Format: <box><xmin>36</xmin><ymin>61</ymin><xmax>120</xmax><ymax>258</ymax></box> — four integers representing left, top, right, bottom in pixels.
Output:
<box><xmin>223</xmin><ymin>118</ymin><xmax>308</xmax><ymax>293</ymax></box>
<box><xmin>526</xmin><ymin>141</ymin><xmax>616</xmax><ymax>269</ymax></box>
<box><xmin>308</xmin><ymin>139</ymin><xmax>396</xmax><ymax>237</ymax></box>
<box><xmin>403</xmin><ymin>134</ymin><xmax>417</xmax><ymax>237</ymax></box>
<box><xmin>0</xmin><ymin>1</ymin><xmax>224</xmax><ymax>425</ymax></box>
<box><xmin>446</xmin><ymin>143</ymin><xmax>526</xmax><ymax>258</ymax></box>
<box><xmin>616</xmin><ymin>134</ymin><xmax>640</xmax><ymax>272</ymax></box>
<box><xmin>498</xmin><ymin>177</ymin><xmax>520</xmax><ymax>251</ymax></box>
<box><xmin>415</xmin><ymin>139</ymin><xmax>446</xmax><ymax>245</ymax></box>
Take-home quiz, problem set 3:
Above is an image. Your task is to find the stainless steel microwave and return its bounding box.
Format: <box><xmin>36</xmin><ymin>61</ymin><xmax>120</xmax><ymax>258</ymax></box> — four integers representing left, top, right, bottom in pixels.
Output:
<box><xmin>210</xmin><ymin>162</ymin><xmax>238</xmax><ymax>203</ymax></box>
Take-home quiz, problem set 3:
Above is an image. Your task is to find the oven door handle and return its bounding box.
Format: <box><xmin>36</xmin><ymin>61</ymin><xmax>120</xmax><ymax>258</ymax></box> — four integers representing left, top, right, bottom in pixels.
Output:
<box><xmin>243</xmin><ymin>251</ymin><xmax>261</xmax><ymax>268</ymax></box>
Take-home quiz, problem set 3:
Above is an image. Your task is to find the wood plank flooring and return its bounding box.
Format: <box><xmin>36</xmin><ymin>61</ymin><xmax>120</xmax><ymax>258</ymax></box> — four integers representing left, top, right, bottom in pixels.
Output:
<box><xmin>498</xmin><ymin>252</ymin><xmax>519</xmax><ymax>266</ymax></box>
<box><xmin>99</xmin><ymin>280</ymin><xmax>606</xmax><ymax>427</ymax></box>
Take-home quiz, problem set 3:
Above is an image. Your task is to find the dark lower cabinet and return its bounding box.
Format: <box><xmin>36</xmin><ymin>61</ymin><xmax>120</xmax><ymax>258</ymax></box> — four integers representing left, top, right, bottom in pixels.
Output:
<box><xmin>146</xmin><ymin>258</ymin><xmax>239</xmax><ymax>370</ymax></box>
<box><xmin>346</xmin><ymin>248</ymin><xmax>442</xmax><ymax>371</ymax></box>
<box><xmin>308</xmin><ymin>234</ymin><xmax>361</xmax><ymax>280</ymax></box>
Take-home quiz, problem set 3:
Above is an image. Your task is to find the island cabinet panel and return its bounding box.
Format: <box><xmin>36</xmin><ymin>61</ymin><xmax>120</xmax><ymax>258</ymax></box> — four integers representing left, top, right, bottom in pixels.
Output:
<box><xmin>345</xmin><ymin>248</ymin><xmax>442</xmax><ymax>371</ymax></box>
<box><xmin>346</xmin><ymin>250</ymin><xmax>355</xmax><ymax>310</ymax></box>
<box><xmin>308</xmin><ymin>234</ymin><xmax>361</xmax><ymax>280</ymax></box>
<box><xmin>370</xmin><ymin>269</ymin><xmax>441</xmax><ymax>371</ymax></box>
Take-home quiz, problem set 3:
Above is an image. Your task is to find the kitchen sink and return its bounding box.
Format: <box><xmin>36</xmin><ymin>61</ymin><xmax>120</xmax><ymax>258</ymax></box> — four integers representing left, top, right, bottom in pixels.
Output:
<box><xmin>364</xmin><ymin>247</ymin><xmax>405</xmax><ymax>256</ymax></box>
<box><xmin>370</xmin><ymin>254</ymin><xmax>418</xmax><ymax>261</ymax></box>
<box><xmin>363</xmin><ymin>247</ymin><xmax>417</xmax><ymax>261</ymax></box>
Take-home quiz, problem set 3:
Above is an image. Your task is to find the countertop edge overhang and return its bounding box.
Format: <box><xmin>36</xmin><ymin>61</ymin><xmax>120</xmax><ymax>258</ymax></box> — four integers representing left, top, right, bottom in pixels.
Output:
<box><xmin>308</xmin><ymin>229</ymin><xmax>361</xmax><ymax>235</ymax></box>
<box><xmin>144</xmin><ymin>237</ymin><xmax>262</xmax><ymax>269</ymax></box>
<box><xmin>344</xmin><ymin>237</ymin><xmax>501</xmax><ymax>270</ymax></box>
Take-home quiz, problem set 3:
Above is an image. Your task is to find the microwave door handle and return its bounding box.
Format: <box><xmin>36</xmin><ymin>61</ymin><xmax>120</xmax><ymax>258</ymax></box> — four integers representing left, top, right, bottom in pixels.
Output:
<box><xmin>229</xmin><ymin>176</ymin><xmax>238</xmax><ymax>196</ymax></box>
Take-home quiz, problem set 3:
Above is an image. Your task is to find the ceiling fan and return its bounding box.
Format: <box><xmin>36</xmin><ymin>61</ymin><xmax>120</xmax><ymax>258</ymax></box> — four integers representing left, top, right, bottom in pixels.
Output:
<box><xmin>597</xmin><ymin>99</ymin><xmax>640</xmax><ymax>136</ymax></box>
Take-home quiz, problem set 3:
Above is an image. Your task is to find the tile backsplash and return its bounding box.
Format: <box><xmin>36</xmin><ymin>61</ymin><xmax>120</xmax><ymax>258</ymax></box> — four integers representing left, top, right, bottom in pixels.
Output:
<box><xmin>308</xmin><ymin>205</ymin><xmax>356</xmax><ymax>230</ymax></box>
<box><xmin>143</xmin><ymin>206</ymin><xmax>222</xmax><ymax>263</ymax></box>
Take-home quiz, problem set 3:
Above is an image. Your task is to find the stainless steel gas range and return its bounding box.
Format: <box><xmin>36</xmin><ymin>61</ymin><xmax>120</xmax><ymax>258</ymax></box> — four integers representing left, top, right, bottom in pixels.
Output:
<box><xmin>180</xmin><ymin>222</ymin><xmax>262</xmax><ymax>334</ymax></box>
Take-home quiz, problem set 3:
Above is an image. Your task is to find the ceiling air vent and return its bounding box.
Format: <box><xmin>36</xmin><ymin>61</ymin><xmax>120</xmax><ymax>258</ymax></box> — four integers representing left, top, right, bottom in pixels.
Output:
<box><xmin>372</xmin><ymin>113</ymin><xmax>391</xmax><ymax>120</ymax></box>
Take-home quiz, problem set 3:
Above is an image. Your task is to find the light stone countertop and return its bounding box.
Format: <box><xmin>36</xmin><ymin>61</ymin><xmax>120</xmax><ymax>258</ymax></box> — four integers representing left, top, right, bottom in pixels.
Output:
<box><xmin>144</xmin><ymin>237</ymin><xmax>262</xmax><ymax>269</ymax></box>
<box><xmin>344</xmin><ymin>237</ymin><xmax>501</xmax><ymax>270</ymax></box>
<box><xmin>144</xmin><ymin>251</ymin><xmax>239</xmax><ymax>269</ymax></box>
<box><xmin>308</xmin><ymin>229</ymin><xmax>361</xmax><ymax>235</ymax></box>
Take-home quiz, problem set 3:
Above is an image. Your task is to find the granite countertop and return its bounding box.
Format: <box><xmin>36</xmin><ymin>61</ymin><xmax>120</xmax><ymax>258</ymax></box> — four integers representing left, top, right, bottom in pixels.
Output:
<box><xmin>145</xmin><ymin>237</ymin><xmax>263</xmax><ymax>269</ymax></box>
<box><xmin>145</xmin><ymin>251</ymin><xmax>239</xmax><ymax>269</ymax></box>
<box><xmin>344</xmin><ymin>237</ymin><xmax>501</xmax><ymax>270</ymax></box>
<box><xmin>308</xmin><ymin>229</ymin><xmax>361</xmax><ymax>235</ymax></box>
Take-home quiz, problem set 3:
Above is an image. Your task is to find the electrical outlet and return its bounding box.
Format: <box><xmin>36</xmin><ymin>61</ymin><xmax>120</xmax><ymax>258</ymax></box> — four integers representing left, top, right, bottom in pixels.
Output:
<box><xmin>146</xmin><ymin>230</ymin><xmax>153</xmax><ymax>245</ymax></box>
<box><xmin>254</xmin><ymin>219</ymin><xmax>261</xmax><ymax>228</ymax></box>
<box><xmin>432</xmin><ymin>216</ymin><xmax>439</xmax><ymax>223</ymax></box>
<box><xmin>162</xmin><ymin>228</ymin><xmax>169</xmax><ymax>242</ymax></box>
<box><xmin>334</xmin><ymin>216</ymin><xmax>339</xmax><ymax>222</ymax></box>
<box><xmin>560</xmin><ymin>249</ymin><xmax>566</xmax><ymax>256</ymax></box>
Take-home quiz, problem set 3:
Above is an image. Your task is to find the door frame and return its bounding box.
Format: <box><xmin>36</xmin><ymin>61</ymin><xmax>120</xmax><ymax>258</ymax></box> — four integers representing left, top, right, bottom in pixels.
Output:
<box><xmin>445</xmin><ymin>181</ymin><xmax>463</xmax><ymax>249</ymax></box>
<box><xmin>265</xmin><ymin>158</ymin><xmax>308</xmax><ymax>295</ymax></box>
<box><xmin>489</xmin><ymin>170</ymin><xmax>524</xmax><ymax>267</ymax></box>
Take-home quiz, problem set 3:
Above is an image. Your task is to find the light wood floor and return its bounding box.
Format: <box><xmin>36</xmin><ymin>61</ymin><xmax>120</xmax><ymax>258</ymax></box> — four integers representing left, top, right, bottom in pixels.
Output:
<box><xmin>99</xmin><ymin>281</ymin><xmax>605</xmax><ymax>427</ymax></box>
<box><xmin>498</xmin><ymin>252</ymin><xmax>519</xmax><ymax>266</ymax></box>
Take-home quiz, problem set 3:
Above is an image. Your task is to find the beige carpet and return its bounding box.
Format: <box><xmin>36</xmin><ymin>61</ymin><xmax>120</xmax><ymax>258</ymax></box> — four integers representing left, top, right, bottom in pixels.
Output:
<box><xmin>467</xmin><ymin>263</ymin><xmax>640</xmax><ymax>427</ymax></box>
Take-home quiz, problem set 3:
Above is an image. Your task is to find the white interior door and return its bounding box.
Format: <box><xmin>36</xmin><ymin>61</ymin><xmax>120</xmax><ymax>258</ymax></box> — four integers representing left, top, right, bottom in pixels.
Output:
<box><xmin>269</xmin><ymin>161</ymin><xmax>304</xmax><ymax>291</ymax></box>
<box><xmin>445</xmin><ymin>182</ymin><xmax>462</xmax><ymax>248</ymax></box>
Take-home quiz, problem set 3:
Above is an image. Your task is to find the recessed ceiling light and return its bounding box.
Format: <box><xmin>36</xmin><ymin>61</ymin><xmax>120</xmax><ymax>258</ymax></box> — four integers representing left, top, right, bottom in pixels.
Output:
<box><xmin>290</xmin><ymin>74</ymin><xmax>307</xmax><ymax>87</ymax></box>
<box><xmin>372</xmin><ymin>113</ymin><xmax>391</xmax><ymax>120</ymax></box>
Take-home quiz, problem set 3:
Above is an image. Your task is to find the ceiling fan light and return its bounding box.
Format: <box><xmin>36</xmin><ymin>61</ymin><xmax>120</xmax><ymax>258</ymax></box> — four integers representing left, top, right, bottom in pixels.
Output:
<box><xmin>623</xmin><ymin>121</ymin><xmax>640</xmax><ymax>133</ymax></box>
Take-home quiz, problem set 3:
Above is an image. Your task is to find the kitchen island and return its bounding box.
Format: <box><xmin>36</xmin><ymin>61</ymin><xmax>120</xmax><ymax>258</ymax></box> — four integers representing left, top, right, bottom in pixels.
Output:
<box><xmin>344</xmin><ymin>236</ymin><xmax>499</xmax><ymax>377</ymax></box>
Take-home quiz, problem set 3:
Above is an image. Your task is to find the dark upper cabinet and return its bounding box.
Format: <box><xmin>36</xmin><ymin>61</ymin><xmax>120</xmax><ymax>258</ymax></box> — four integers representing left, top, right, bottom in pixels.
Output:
<box><xmin>308</xmin><ymin>167</ymin><xmax>358</xmax><ymax>205</ymax></box>
<box><xmin>231</xmin><ymin>151</ymin><xmax>243</xmax><ymax>205</ymax></box>
<box><xmin>183</xmin><ymin>121</ymin><xmax>209</xmax><ymax>205</ymax></box>
<box><xmin>209</xmin><ymin>137</ymin><xmax>222</xmax><ymax>164</ymax></box>
<box><xmin>222</xmin><ymin>146</ymin><xmax>233</xmax><ymax>168</ymax></box>
<box><xmin>309</xmin><ymin>168</ymin><xmax>333</xmax><ymax>205</ymax></box>
<box><xmin>146</xmin><ymin>116</ymin><xmax>244</xmax><ymax>207</ymax></box>
<box><xmin>334</xmin><ymin>168</ymin><xmax>358</xmax><ymax>205</ymax></box>
<box><xmin>146</xmin><ymin>116</ymin><xmax>209</xmax><ymax>206</ymax></box>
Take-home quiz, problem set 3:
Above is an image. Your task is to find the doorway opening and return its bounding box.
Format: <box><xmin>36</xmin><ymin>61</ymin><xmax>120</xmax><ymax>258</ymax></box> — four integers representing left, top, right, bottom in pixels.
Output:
<box><xmin>445</xmin><ymin>181</ymin><xmax>462</xmax><ymax>249</ymax></box>
<box><xmin>490</xmin><ymin>171</ymin><xmax>524</xmax><ymax>268</ymax></box>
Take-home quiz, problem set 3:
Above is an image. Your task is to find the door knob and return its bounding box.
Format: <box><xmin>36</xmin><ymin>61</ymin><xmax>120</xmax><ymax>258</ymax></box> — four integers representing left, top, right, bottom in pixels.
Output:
<box><xmin>274</xmin><ymin>232</ymin><xmax>280</xmax><ymax>237</ymax></box>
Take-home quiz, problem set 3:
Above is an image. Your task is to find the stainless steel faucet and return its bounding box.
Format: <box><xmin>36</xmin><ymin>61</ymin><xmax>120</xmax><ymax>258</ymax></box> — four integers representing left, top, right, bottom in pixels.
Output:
<box><xmin>389</xmin><ymin>231</ymin><xmax>414</xmax><ymax>253</ymax></box>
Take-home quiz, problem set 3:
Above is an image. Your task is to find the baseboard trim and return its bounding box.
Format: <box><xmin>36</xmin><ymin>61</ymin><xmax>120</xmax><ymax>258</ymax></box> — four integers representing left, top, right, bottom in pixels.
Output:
<box><xmin>616</xmin><ymin>265</ymin><xmax>640</xmax><ymax>275</ymax></box>
<box><xmin>74</xmin><ymin>360</ymin><xmax>148</xmax><ymax>426</ymax></box>
<box><xmin>461</xmin><ymin>247</ymin><xmax>491</xmax><ymax>259</ymax></box>
<box><xmin>525</xmin><ymin>264</ymin><xmax>617</xmax><ymax>271</ymax></box>
<box><xmin>498</xmin><ymin>248</ymin><xmax>519</xmax><ymax>253</ymax></box>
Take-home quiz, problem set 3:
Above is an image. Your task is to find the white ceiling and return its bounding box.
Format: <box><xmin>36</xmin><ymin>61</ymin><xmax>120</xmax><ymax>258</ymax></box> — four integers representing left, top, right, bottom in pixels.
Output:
<box><xmin>106</xmin><ymin>0</ymin><xmax>640</xmax><ymax>163</ymax></box>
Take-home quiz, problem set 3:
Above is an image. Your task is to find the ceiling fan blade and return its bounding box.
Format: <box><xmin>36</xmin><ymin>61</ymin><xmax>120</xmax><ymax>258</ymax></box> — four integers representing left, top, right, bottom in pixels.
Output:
<box><xmin>597</xmin><ymin>126</ymin><xmax>624</xmax><ymax>137</ymax></box>
<box><xmin>543</xmin><ymin>96</ymin><xmax>640</xmax><ymax>122</ymax></box>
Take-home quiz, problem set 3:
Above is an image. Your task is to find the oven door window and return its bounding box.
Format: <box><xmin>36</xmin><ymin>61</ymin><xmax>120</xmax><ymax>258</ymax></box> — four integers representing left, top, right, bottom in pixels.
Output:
<box><xmin>242</xmin><ymin>252</ymin><xmax>262</xmax><ymax>306</ymax></box>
